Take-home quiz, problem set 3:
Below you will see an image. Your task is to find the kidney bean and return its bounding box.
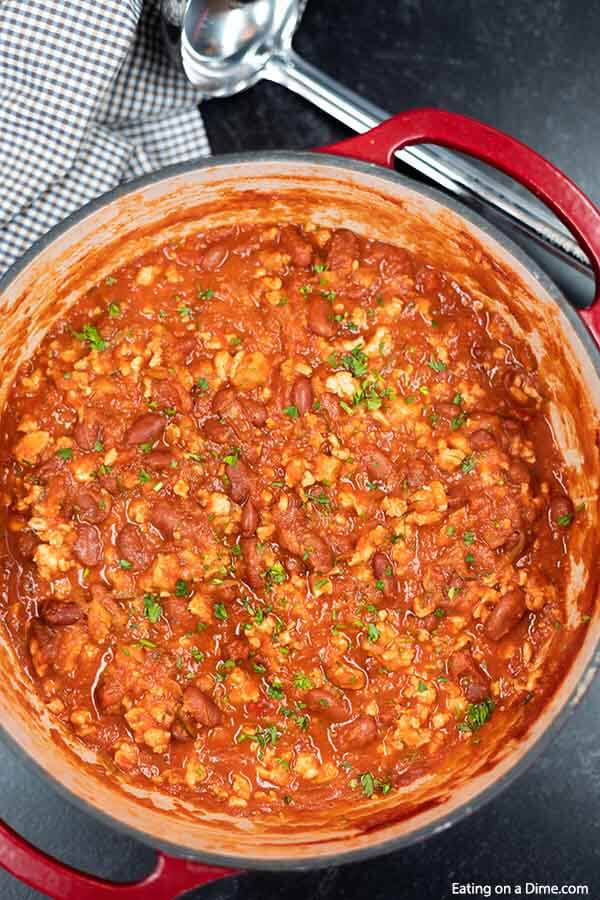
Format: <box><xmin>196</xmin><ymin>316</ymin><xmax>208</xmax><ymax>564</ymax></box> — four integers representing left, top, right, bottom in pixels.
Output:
<box><xmin>41</xmin><ymin>601</ymin><xmax>84</xmax><ymax>626</ymax></box>
<box><xmin>151</xmin><ymin>379</ymin><xmax>193</xmax><ymax>414</ymax></box>
<box><xmin>74</xmin><ymin>418</ymin><xmax>101</xmax><ymax>451</ymax></box>
<box><xmin>124</xmin><ymin>413</ymin><xmax>164</xmax><ymax>446</ymax></box>
<box><xmin>73</xmin><ymin>523</ymin><xmax>103</xmax><ymax>567</ymax></box>
<box><xmin>199</xmin><ymin>243</ymin><xmax>228</xmax><ymax>270</ymax></box>
<box><xmin>549</xmin><ymin>495</ymin><xmax>574</xmax><ymax>528</ymax></box>
<box><xmin>469</xmin><ymin>429</ymin><xmax>496</xmax><ymax>451</ymax></box>
<box><xmin>143</xmin><ymin>449</ymin><xmax>173</xmax><ymax>470</ymax></box>
<box><xmin>308</xmin><ymin>295</ymin><xmax>336</xmax><ymax>338</ymax></box>
<box><xmin>240</xmin><ymin>500</ymin><xmax>258</xmax><ymax>535</ymax></box>
<box><xmin>291</xmin><ymin>376</ymin><xmax>313</xmax><ymax>415</ymax></box>
<box><xmin>448</xmin><ymin>650</ymin><xmax>489</xmax><ymax>703</ymax></box>
<box><xmin>162</xmin><ymin>597</ymin><xmax>196</xmax><ymax>630</ymax></box>
<box><xmin>337</xmin><ymin>715</ymin><xmax>378</xmax><ymax>750</ymax></box>
<box><xmin>281</xmin><ymin>225</ymin><xmax>313</xmax><ymax>268</ymax></box>
<box><xmin>203</xmin><ymin>417</ymin><xmax>232</xmax><ymax>444</ymax></box>
<box><xmin>149</xmin><ymin>501</ymin><xmax>180</xmax><ymax>540</ymax></box>
<box><xmin>116</xmin><ymin>523</ymin><xmax>153</xmax><ymax>571</ymax></box>
<box><xmin>503</xmin><ymin>529</ymin><xmax>528</xmax><ymax>563</ymax></box>
<box><xmin>484</xmin><ymin>588</ymin><xmax>526</xmax><ymax>641</ymax></box>
<box><xmin>212</xmin><ymin>388</ymin><xmax>236</xmax><ymax>416</ymax></box>
<box><xmin>68</xmin><ymin>487</ymin><xmax>112</xmax><ymax>525</ymax></box>
<box><xmin>172</xmin><ymin>718</ymin><xmax>196</xmax><ymax>742</ymax></box>
<box><xmin>318</xmin><ymin>391</ymin><xmax>342</xmax><ymax>424</ymax></box>
<box><xmin>326</xmin><ymin>229</ymin><xmax>360</xmax><ymax>270</ymax></box>
<box><xmin>364</xmin><ymin>448</ymin><xmax>392</xmax><ymax>481</ymax></box>
<box><xmin>507</xmin><ymin>459</ymin><xmax>530</xmax><ymax>484</ymax></box>
<box><xmin>226</xmin><ymin>458</ymin><xmax>252</xmax><ymax>504</ymax></box>
<box><xmin>372</xmin><ymin>551</ymin><xmax>391</xmax><ymax>580</ymax></box>
<box><xmin>183</xmin><ymin>686</ymin><xmax>222</xmax><ymax>727</ymax></box>
<box><xmin>241</xmin><ymin>398</ymin><xmax>267</xmax><ymax>427</ymax></box>
<box><xmin>304</xmin><ymin>688</ymin><xmax>349</xmax><ymax>722</ymax></box>
<box><xmin>241</xmin><ymin>537</ymin><xmax>263</xmax><ymax>590</ymax></box>
<box><xmin>222</xmin><ymin>638</ymin><xmax>250</xmax><ymax>661</ymax></box>
<box><xmin>16</xmin><ymin>530</ymin><xmax>40</xmax><ymax>560</ymax></box>
<box><xmin>275</xmin><ymin>505</ymin><xmax>334</xmax><ymax>572</ymax></box>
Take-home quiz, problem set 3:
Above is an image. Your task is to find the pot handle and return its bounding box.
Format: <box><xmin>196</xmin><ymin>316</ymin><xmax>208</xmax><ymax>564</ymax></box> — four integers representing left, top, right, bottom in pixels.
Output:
<box><xmin>0</xmin><ymin>818</ymin><xmax>239</xmax><ymax>899</ymax></box>
<box><xmin>319</xmin><ymin>108</ymin><xmax>600</xmax><ymax>345</ymax></box>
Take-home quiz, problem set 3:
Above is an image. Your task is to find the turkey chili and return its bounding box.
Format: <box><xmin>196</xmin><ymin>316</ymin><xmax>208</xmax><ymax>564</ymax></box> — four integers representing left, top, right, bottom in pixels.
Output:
<box><xmin>0</xmin><ymin>222</ymin><xmax>583</xmax><ymax>816</ymax></box>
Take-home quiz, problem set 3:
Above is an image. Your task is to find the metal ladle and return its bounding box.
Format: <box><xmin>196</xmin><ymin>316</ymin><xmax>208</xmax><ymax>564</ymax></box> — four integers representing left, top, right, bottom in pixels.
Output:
<box><xmin>160</xmin><ymin>0</ymin><xmax>591</xmax><ymax>276</ymax></box>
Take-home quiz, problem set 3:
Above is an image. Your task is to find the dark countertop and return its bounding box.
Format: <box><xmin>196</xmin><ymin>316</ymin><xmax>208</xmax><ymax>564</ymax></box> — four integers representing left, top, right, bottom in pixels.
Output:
<box><xmin>2</xmin><ymin>1</ymin><xmax>599</xmax><ymax>897</ymax></box>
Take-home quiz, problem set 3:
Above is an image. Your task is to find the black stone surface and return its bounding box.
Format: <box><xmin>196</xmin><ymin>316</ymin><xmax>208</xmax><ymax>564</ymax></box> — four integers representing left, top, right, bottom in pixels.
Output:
<box><xmin>2</xmin><ymin>1</ymin><xmax>599</xmax><ymax>897</ymax></box>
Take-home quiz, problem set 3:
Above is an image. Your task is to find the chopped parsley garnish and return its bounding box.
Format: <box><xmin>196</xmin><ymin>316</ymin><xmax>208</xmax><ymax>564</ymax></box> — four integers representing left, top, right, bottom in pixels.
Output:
<box><xmin>236</xmin><ymin>724</ymin><xmax>280</xmax><ymax>757</ymax></box>
<box><xmin>293</xmin><ymin>673</ymin><xmax>313</xmax><ymax>690</ymax></box>
<box><xmin>428</xmin><ymin>355</ymin><xmax>447</xmax><ymax>372</ymax></box>
<box><xmin>313</xmin><ymin>577</ymin><xmax>330</xmax><ymax>590</ymax></box>
<box><xmin>135</xmin><ymin>638</ymin><xmax>156</xmax><ymax>649</ymax></box>
<box><xmin>460</xmin><ymin>698</ymin><xmax>494</xmax><ymax>732</ymax></box>
<box><xmin>197</xmin><ymin>288</ymin><xmax>214</xmax><ymax>300</ymax></box>
<box><xmin>321</xmin><ymin>289</ymin><xmax>337</xmax><ymax>301</ymax></box>
<box><xmin>461</xmin><ymin>455</ymin><xmax>476</xmax><ymax>474</ymax></box>
<box><xmin>374</xmin><ymin>579</ymin><xmax>385</xmax><ymax>592</ymax></box>
<box><xmin>267</xmin><ymin>683</ymin><xmax>285</xmax><ymax>700</ymax></box>
<box><xmin>341</xmin><ymin>345</ymin><xmax>369</xmax><ymax>378</ymax></box>
<box><xmin>196</xmin><ymin>377</ymin><xmax>209</xmax><ymax>392</ymax></box>
<box><xmin>143</xmin><ymin>593</ymin><xmax>162</xmax><ymax>624</ymax></box>
<box><xmin>557</xmin><ymin>513</ymin><xmax>573</xmax><ymax>527</ymax></box>
<box><xmin>307</xmin><ymin>489</ymin><xmax>331</xmax><ymax>509</ymax></box>
<box><xmin>177</xmin><ymin>305</ymin><xmax>193</xmax><ymax>318</ymax></box>
<box><xmin>93</xmin><ymin>440</ymin><xmax>104</xmax><ymax>453</ymax></box>
<box><xmin>223</xmin><ymin>447</ymin><xmax>241</xmax><ymax>466</ymax></box>
<box><xmin>265</xmin><ymin>562</ymin><xmax>287</xmax><ymax>586</ymax></box>
<box><xmin>214</xmin><ymin>601</ymin><xmax>228</xmax><ymax>621</ymax></box>
<box><xmin>191</xmin><ymin>647</ymin><xmax>204</xmax><ymax>663</ymax></box>
<box><xmin>352</xmin><ymin>771</ymin><xmax>392</xmax><ymax>799</ymax></box>
<box><xmin>417</xmin><ymin>679</ymin><xmax>428</xmax><ymax>693</ymax></box>
<box><xmin>56</xmin><ymin>447</ymin><xmax>73</xmax><ymax>460</ymax></box>
<box><xmin>73</xmin><ymin>324</ymin><xmax>107</xmax><ymax>351</ymax></box>
<box><xmin>367</xmin><ymin>623</ymin><xmax>380</xmax><ymax>642</ymax></box>
<box><xmin>450</xmin><ymin>413</ymin><xmax>466</xmax><ymax>430</ymax></box>
<box><xmin>138</xmin><ymin>469</ymin><xmax>151</xmax><ymax>483</ymax></box>
<box><xmin>312</xmin><ymin>262</ymin><xmax>328</xmax><ymax>273</ymax></box>
<box><xmin>118</xmin><ymin>559</ymin><xmax>133</xmax><ymax>569</ymax></box>
<box><xmin>433</xmin><ymin>608</ymin><xmax>446</xmax><ymax>618</ymax></box>
<box><xmin>175</xmin><ymin>579</ymin><xmax>190</xmax><ymax>597</ymax></box>
<box><xmin>139</xmin><ymin>441</ymin><xmax>154</xmax><ymax>454</ymax></box>
<box><xmin>447</xmin><ymin>585</ymin><xmax>461</xmax><ymax>601</ymax></box>
<box><xmin>453</xmin><ymin>393</ymin><xmax>463</xmax><ymax>405</ymax></box>
<box><xmin>463</xmin><ymin>531</ymin><xmax>475</xmax><ymax>544</ymax></box>
<box><xmin>252</xmin><ymin>662</ymin><xmax>267</xmax><ymax>674</ymax></box>
<box><xmin>108</xmin><ymin>302</ymin><xmax>121</xmax><ymax>318</ymax></box>
<box><xmin>283</xmin><ymin>405</ymin><xmax>299</xmax><ymax>419</ymax></box>
<box><xmin>446</xmin><ymin>525</ymin><xmax>455</xmax><ymax>536</ymax></box>
<box><xmin>299</xmin><ymin>284</ymin><xmax>312</xmax><ymax>296</ymax></box>
<box><xmin>105</xmin><ymin>276</ymin><xmax>117</xmax><ymax>286</ymax></box>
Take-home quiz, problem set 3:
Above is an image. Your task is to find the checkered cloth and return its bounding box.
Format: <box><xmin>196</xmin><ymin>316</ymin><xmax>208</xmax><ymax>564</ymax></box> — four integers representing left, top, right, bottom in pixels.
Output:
<box><xmin>0</xmin><ymin>0</ymin><xmax>210</xmax><ymax>275</ymax></box>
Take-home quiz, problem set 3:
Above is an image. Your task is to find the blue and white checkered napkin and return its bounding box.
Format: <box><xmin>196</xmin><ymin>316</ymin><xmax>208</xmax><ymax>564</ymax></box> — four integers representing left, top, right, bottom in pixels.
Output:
<box><xmin>0</xmin><ymin>0</ymin><xmax>210</xmax><ymax>275</ymax></box>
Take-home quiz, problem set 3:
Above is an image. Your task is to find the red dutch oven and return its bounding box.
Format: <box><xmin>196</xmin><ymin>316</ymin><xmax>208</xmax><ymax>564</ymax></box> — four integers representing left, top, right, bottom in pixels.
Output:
<box><xmin>0</xmin><ymin>110</ymin><xmax>598</xmax><ymax>898</ymax></box>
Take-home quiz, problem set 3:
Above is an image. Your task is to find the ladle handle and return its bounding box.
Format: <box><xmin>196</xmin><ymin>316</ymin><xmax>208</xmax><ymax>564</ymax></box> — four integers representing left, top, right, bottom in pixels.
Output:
<box><xmin>263</xmin><ymin>48</ymin><xmax>592</xmax><ymax>276</ymax></box>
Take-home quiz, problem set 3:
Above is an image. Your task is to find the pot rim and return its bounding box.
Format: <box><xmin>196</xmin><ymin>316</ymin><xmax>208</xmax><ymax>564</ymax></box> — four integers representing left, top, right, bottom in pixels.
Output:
<box><xmin>0</xmin><ymin>149</ymin><xmax>598</xmax><ymax>872</ymax></box>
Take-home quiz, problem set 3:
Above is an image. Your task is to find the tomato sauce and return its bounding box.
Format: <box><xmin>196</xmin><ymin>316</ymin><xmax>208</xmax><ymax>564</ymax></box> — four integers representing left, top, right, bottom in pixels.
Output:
<box><xmin>0</xmin><ymin>222</ymin><xmax>584</xmax><ymax>816</ymax></box>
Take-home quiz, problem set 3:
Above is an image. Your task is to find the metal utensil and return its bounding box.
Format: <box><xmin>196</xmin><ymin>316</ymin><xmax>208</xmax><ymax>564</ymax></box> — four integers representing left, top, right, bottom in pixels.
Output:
<box><xmin>160</xmin><ymin>0</ymin><xmax>592</xmax><ymax>276</ymax></box>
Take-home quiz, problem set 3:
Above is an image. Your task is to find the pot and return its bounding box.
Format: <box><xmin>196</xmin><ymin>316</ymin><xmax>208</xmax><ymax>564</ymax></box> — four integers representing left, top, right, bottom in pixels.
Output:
<box><xmin>0</xmin><ymin>109</ymin><xmax>598</xmax><ymax>899</ymax></box>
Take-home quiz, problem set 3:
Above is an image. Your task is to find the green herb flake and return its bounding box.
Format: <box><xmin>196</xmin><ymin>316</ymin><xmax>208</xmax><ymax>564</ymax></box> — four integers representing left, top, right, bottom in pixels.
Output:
<box><xmin>283</xmin><ymin>405</ymin><xmax>299</xmax><ymax>419</ymax></box>
<box><xmin>461</xmin><ymin>455</ymin><xmax>476</xmax><ymax>474</ymax></box>
<box><xmin>223</xmin><ymin>447</ymin><xmax>241</xmax><ymax>466</ymax></box>
<box><xmin>214</xmin><ymin>601</ymin><xmax>228</xmax><ymax>621</ymax></box>
<box><xmin>105</xmin><ymin>276</ymin><xmax>117</xmax><ymax>286</ymax></box>
<box><xmin>118</xmin><ymin>559</ymin><xmax>133</xmax><ymax>570</ymax></box>
<box><xmin>73</xmin><ymin>324</ymin><xmax>107</xmax><ymax>351</ymax></box>
<box><xmin>56</xmin><ymin>447</ymin><xmax>73</xmax><ymax>461</ymax></box>
<box><xmin>191</xmin><ymin>647</ymin><xmax>205</xmax><ymax>663</ymax></box>
<box><xmin>143</xmin><ymin>594</ymin><xmax>162</xmax><ymax>624</ymax></box>
<box><xmin>341</xmin><ymin>345</ymin><xmax>369</xmax><ymax>378</ymax></box>
<box><xmin>557</xmin><ymin>513</ymin><xmax>573</xmax><ymax>527</ymax></box>
<box><xmin>417</xmin><ymin>679</ymin><xmax>428</xmax><ymax>693</ymax></box>
<box><xmin>135</xmin><ymin>638</ymin><xmax>156</xmax><ymax>649</ymax></box>
<box><xmin>463</xmin><ymin>531</ymin><xmax>475</xmax><ymax>544</ymax></box>
<box><xmin>462</xmin><ymin>698</ymin><xmax>494</xmax><ymax>732</ymax></box>
<box><xmin>197</xmin><ymin>288</ymin><xmax>214</xmax><ymax>300</ymax></box>
<box><xmin>252</xmin><ymin>662</ymin><xmax>267</xmax><ymax>674</ymax></box>
<box><xmin>108</xmin><ymin>302</ymin><xmax>121</xmax><ymax>318</ymax></box>
<box><xmin>367</xmin><ymin>622</ymin><xmax>380</xmax><ymax>642</ymax></box>
<box><xmin>433</xmin><ymin>608</ymin><xmax>445</xmax><ymax>618</ymax></box>
<box><xmin>138</xmin><ymin>469</ymin><xmax>151</xmax><ymax>484</ymax></box>
<box><xmin>175</xmin><ymin>579</ymin><xmax>190</xmax><ymax>597</ymax></box>
<box><xmin>293</xmin><ymin>673</ymin><xmax>313</xmax><ymax>690</ymax></box>
<box><xmin>265</xmin><ymin>562</ymin><xmax>287</xmax><ymax>586</ymax></box>
<box><xmin>177</xmin><ymin>305</ymin><xmax>193</xmax><ymax>319</ymax></box>
<box><xmin>268</xmin><ymin>683</ymin><xmax>285</xmax><ymax>700</ymax></box>
<box><xmin>428</xmin><ymin>356</ymin><xmax>447</xmax><ymax>373</ymax></box>
<box><xmin>196</xmin><ymin>377</ymin><xmax>209</xmax><ymax>392</ymax></box>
